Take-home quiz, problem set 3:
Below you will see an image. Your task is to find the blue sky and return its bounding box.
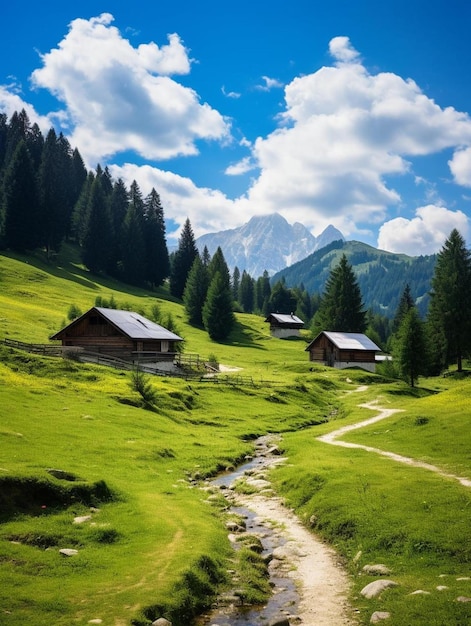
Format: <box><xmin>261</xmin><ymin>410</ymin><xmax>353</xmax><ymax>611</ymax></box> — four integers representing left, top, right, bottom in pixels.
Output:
<box><xmin>2</xmin><ymin>0</ymin><xmax>471</xmax><ymax>253</ymax></box>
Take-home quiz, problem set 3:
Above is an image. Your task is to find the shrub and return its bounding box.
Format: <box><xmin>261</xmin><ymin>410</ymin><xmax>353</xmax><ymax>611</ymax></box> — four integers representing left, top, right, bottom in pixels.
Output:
<box><xmin>129</xmin><ymin>368</ymin><xmax>157</xmax><ymax>409</ymax></box>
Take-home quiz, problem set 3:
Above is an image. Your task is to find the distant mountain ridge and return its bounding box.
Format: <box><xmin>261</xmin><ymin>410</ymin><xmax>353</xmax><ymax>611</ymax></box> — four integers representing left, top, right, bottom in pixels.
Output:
<box><xmin>195</xmin><ymin>213</ymin><xmax>344</xmax><ymax>277</ymax></box>
<box><xmin>271</xmin><ymin>239</ymin><xmax>437</xmax><ymax>318</ymax></box>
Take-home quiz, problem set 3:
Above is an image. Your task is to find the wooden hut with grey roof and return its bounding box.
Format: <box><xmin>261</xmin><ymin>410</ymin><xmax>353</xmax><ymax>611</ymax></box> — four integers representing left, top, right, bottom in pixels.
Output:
<box><xmin>50</xmin><ymin>307</ymin><xmax>183</xmax><ymax>362</ymax></box>
<box><xmin>305</xmin><ymin>331</ymin><xmax>380</xmax><ymax>373</ymax></box>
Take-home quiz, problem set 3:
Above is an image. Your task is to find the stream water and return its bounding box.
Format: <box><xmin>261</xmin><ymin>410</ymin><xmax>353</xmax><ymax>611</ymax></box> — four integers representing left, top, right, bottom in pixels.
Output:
<box><xmin>195</xmin><ymin>436</ymin><xmax>301</xmax><ymax>626</ymax></box>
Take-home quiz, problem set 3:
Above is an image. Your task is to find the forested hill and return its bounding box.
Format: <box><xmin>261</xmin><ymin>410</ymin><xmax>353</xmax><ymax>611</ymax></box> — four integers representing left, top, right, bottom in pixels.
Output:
<box><xmin>271</xmin><ymin>239</ymin><xmax>436</xmax><ymax>318</ymax></box>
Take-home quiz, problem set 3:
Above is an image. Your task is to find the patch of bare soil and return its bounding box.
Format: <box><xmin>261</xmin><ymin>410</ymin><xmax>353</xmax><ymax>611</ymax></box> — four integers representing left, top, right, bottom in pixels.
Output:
<box><xmin>237</xmin><ymin>492</ymin><xmax>357</xmax><ymax>625</ymax></box>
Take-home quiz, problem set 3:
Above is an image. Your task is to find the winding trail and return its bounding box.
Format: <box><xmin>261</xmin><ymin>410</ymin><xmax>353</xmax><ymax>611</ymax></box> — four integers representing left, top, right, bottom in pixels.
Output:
<box><xmin>318</xmin><ymin>401</ymin><xmax>471</xmax><ymax>488</ymax></box>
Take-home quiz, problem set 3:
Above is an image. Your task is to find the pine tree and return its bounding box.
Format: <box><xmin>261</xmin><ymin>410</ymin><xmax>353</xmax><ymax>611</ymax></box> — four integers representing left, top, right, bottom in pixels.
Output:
<box><xmin>239</xmin><ymin>270</ymin><xmax>255</xmax><ymax>313</ymax></box>
<box><xmin>82</xmin><ymin>176</ymin><xmax>112</xmax><ymax>273</ymax></box>
<box><xmin>395</xmin><ymin>307</ymin><xmax>427</xmax><ymax>387</ymax></box>
<box><xmin>208</xmin><ymin>246</ymin><xmax>231</xmax><ymax>286</ymax></box>
<box><xmin>170</xmin><ymin>218</ymin><xmax>198</xmax><ymax>299</ymax></box>
<box><xmin>255</xmin><ymin>270</ymin><xmax>271</xmax><ymax>313</ymax></box>
<box><xmin>202</xmin><ymin>245</ymin><xmax>211</xmax><ymax>266</ymax></box>
<box><xmin>392</xmin><ymin>283</ymin><xmax>415</xmax><ymax>334</ymax></box>
<box><xmin>72</xmin><ymin>172</ymin><xmax>95</xmax><ymax>244</ymax></box>
<box><xmin>183</xmin><ymin>254</ymin><xmax>208</xmax><ymax>326</ymax></box>
<box><xmin>313</xmin><ymin>254</ymin><xmax>366</xmax><ymax>334</ymax></box>
<box><xmin>120</xmin><ymin>187</ymin><xmax>146</xmax><ymax>285</ymax></box>
<box><xmin>37</xmin><ymin>128</ymin><xmax>69</xmax><ymax>255</ymax></box>
<box><xmin>108</xmin><ymin>178</ymin><xmax>129</xmax><ymax>277</ymax></box>
<box><xmin>427</xmin><ymin>229</ymin><xmax>471</xmax><ymax>372</ymax></box>
<box><xmin>267</xmin><ymin>281</ymin><xmax>297</xmax><ymax>314</ymax></box>
<box><xmin>202</xmin><ymin>271</ymin><xmax>236</xmax><ymax>341</ymax></box>
<box><xmin>2</xmin><ymin>140</ymin><xmax>40</xmax><ymax>251</ymax></box>
<box><xmin>0</xmin><ymin>113</ymin><xmax>8</xmax><ymax>176</ymax></box>
<box><xmin>232</xmin><ymin>266</ymin><xmax>241</xmax><ymax>301</ymax></box>
<box><xmin>143</xmin><ymin>188</ymin><xmax>170</xmax><ymax>287</ymax></box>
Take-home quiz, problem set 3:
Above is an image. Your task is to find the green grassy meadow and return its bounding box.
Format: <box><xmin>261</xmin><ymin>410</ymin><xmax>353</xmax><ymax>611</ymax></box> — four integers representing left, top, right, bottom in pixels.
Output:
<box><xmin>1</xmin><ymin>248</ymin><xmax>470</xmax><ymax>626</ymax></box>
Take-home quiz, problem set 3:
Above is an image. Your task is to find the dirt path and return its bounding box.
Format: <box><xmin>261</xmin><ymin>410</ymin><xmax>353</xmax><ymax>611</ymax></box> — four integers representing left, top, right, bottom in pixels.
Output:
<box><xmin>237</xmin><ymin>492</ymin><xmax>357</xmax><ymax>625</ymax></box>
<box><xmin>318</xmin><ymin>401</ymin><xmax>471</xmax><ymax>488</ymax></box>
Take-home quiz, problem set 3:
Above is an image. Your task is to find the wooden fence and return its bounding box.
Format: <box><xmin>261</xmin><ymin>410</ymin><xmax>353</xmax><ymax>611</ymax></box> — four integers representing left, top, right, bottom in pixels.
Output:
<box><xmin>2</xmin><ymin>338</ymin><xmax>274</xmax><ymax>387</ymax></box>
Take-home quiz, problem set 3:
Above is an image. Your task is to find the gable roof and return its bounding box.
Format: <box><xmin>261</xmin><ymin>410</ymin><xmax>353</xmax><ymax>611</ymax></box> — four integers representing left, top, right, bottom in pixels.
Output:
<box><xmin>51</xmin><ymin>307</ymin><xmax>183</xmax><ymax>342</ymax></box>
<box><xmin>306</xmin><ymin>331</ymin><xmax>380</xmax><ymax>352</ymax></box>
<box><xmin>265</xmin><ymin>313</ymin><xmax>304</xmax><ymax>325</ymax></box>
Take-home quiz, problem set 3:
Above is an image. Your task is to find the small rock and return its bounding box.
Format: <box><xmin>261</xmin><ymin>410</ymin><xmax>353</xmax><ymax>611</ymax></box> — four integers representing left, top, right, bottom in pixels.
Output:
<box><xmin>363</xmin><ymin>564</ymin><xmax>392</xmax><ymax>576</ymax></box>
<box><xmin>88</xmin><ymin>620</ymin><xmax>103</xmax><ymax>624</ymax></box>
<box><xmin>436</xmin><ymin>585</ymin><xmax>448</xmax><ymax>591</ymax></box>
<box><xmin>457</xmin><ymin>577</ymin><xmax>471</xmax><ymax>581</ymax></box>
<box><xmin>59</xmin><ymin>548</ymin><xmax>78</xmax><ymax>557</ymax></box>
<box><xmin>226</xmin><ymin>521</ymin><xmax>244</xmax><ymax>532</ymax></box>
<box><xmin>408</xmin><ymin>590</ymin><xmax>431</xmax><ymax>595</ymax></box>
<box><xmin>370</xmin><ymin>611</ymin><xmax>391</xmax><ymax>623</ymax></box>
<box><xmin>457</xmin><ymin>596</ymin><xmax>471</xmax><ymax>603</ymax></box>
<box><xmin>152</xmin><ymin>618</ymin><xmax>172</xmax><ymax>626</ymax></box>
<box><xmin>360</xmin><ymin>580</ymin><xmax>398</xmax><ymax>599</ymax></box>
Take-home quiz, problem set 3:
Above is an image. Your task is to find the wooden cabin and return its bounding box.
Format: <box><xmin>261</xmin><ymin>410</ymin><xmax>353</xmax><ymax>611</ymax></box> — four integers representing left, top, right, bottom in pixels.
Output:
<box><xmin>50</xmin><ymin>307</ymin><xmax>183</xmax><ymax>361</ymax></box>
<box><xmin>305</xmin><ymin>331</ymin><xmax>380</xmax><ymax>373</ymax></box>
<box><xmin>265</xmin><ymin>313</ymin><xmax>304</xmax><ymax>338</ymax></box>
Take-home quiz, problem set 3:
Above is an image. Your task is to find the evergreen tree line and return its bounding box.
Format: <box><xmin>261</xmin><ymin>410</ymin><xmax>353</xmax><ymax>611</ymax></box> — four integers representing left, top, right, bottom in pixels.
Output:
<box><xmin>0</xmin><ymin>110</ymin><xmax>170</xmax><ymax>288</ymax></box>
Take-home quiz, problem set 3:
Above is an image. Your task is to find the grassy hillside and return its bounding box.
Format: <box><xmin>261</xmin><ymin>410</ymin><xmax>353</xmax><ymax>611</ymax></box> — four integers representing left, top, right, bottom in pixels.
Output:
<box><xmin>1</xmin><ymin>247</ymin><xmax>470</xmax><ymax>626</ymax></box>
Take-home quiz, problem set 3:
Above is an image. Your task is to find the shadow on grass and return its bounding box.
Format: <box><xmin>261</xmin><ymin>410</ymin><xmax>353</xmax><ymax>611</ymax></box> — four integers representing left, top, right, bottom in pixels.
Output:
<box><xmin>0</xmin><ymin>475</ymin><xmax>116</xmax><ymax>522</ymax></box>
<box><xmin>2</xmin><ymin>245</ymin><xmax>175</xmax><ymax>300</ymax></box>
<box><xmin>219</xmin><ymin>319</ymin><xmax>269</xmax><ymax>349</ymax></box>
<box><xmin>387</xmin><ymin>386</ymin><xmax>437</xmax><ymax>398</ymax></box>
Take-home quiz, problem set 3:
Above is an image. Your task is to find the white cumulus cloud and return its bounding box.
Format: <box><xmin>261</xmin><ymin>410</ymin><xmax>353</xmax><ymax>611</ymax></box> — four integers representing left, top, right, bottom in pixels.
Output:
<box><xmin>242</xmin><ymin>37</ymin><xmax>471</xmax><ymax>239</ymax></box>
<box><xmin>377</xmin><ymin>205</ymin><xmax>470</xmax><ymax>255</ymax></box>
<box><xmin>449</xmin><ymin>147</ymin><xmax>471</xmax><ymax>186</ymax></box>
<box><xmin>29</xmin><ymin>13</ymin><xmax>230</xmax><ymax>165</ymax></box>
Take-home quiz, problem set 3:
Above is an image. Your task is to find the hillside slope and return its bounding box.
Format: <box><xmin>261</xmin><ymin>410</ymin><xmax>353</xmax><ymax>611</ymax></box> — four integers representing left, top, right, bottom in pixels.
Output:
<box><xmin>272</xmin><ymin>239</ymin><xmax>436</xmax><ymax>317</ymax></box>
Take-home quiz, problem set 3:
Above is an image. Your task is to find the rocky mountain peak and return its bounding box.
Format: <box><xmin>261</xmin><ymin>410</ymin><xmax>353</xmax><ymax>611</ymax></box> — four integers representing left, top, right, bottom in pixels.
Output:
<box><xmin>196</xmin><ymin>213</ymin><xmax>344</xmax><ymax>277</ymax></box>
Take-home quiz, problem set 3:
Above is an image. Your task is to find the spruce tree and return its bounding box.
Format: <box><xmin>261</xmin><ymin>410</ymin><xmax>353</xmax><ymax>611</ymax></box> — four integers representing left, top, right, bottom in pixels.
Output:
<box><xmin>208</xmin><ymin>246</ymin><xmax>231</xmax><ymax>286</ymax></box>
<box><xmin>203</xmin><ymin>271</ymin><xmax>236</xmax><ymax>341</ymax></box>
<box><xmin>239</xmin><ymin>270</ymin><xmax>255</xmax><ymax>313</ymax></box>
<box><xmin>232</xmin><ymin>266</ymin><xmax>241</xmax><ymax>301</ymax></box>
<box><xmin>395</xmin><ymin>307</ymin><xmax>427</xmax><ymax>387</ymax></box>
<box><xmin>313</xmin><ymin>254</ymin><xmax>366</xmax><ymax>334</ymax></box>
<box><xmin>255</xmin><ymin>270</ymin><xmax>271</xmax><ymax>313</ymax></box>
<box><xmin>202</xmin><ymin>245</ymin><xmax>211</xmax><ymax>266</ymax></box>
<box><xmin>38</xmin><ymin>128</ymin><xmax>68</xmax><ymax>255</ymax></box>
<box><xmin>108</xmin><ymin>178</ymin><xmax>129</xmax><ymax>277</ymax></box>
<box><xmin>2</xmin><ymin>140</ymin><xmax>40</xmax><ymax>251</ymax></box>
<box><xmin>427</xmin><ymin>229</ymin><xmax>471</xmax><ymax>372</ymax></box>
<box><xmin>72</xmin><ymin>171</ymin><xmax>95</xmax><ymax>244</ymax></box>
<box><xmin>392</xmin><ymin>283</ymin><xmax>415</xmax><ymax>334</ymax></box>
<box><xmin>120</xmin><ymin>191</ymin><xmax>146</xmax><ymax>285</ymax></box>
<box><xmin>82</xmin><ymin>176</ymin><xmax>112</xmax><ymax>273</ymax></box>
<box><xmin>267</xmin><ymin>281</ymin><xmax>297</xmax><ymax>314</ymax></box>
<box><xmin>183</xmin><ymin>254</ymin><xmax>208</xmax><ymax>326</ymax></box>
<box><xmin>143</xmin><ymin>188</ymin><xmax>170</xmax><ymax>288</ymax></box>
<box><xmin>170</xmin><ymin>218</ymin><xmax>198</xmax><ymax>299</ymax></box>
